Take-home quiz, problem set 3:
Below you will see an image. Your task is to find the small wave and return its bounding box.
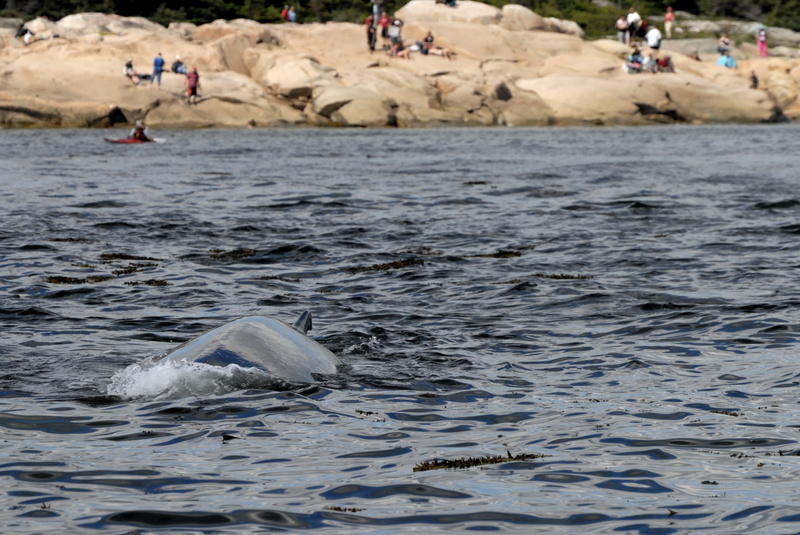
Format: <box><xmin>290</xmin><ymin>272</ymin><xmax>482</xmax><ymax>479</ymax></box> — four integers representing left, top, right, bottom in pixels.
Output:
<box><xmin>106</xmin><ymin>358</ymin><xmax>283</xmax><ymax>400</ymax></box>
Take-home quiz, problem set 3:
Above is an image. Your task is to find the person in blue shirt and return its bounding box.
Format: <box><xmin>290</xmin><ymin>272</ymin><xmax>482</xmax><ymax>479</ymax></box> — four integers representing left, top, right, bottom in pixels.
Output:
<box><xmin>716</xmin><ymin>50</ymin><xmax>737</xmax><ymax>68</ymax></box>
<box><xmin>151</xmin><ymin>52</ymin><xmax>165</xmax><ymax>88</ymax></box>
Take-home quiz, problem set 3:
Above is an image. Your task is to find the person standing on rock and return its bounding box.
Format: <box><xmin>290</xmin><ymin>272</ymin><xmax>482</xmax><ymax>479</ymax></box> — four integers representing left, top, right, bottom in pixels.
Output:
<box><xmin>288</xmin><ymin>6</ymin><xmax>297</xmax><ymax>23</ymax></box>
<box><xmin>388</xmin><ymin>16</ymin><xmax>403</xmax><ymax>46</ymax></box>
<box><xmin>615</xmin><ymin>15</ymin><xmax>629</xmax><ymax>44</ymax></box>
<box><xmin>151</xmin><ymin>52</ymin><xmax>165</xmax><ymax>89</ymax></box>
<box><xmin>379</xmin><ymin>11</ymin><xmax>390</xmax><ymax>50</ymax></box>
<box><xmin>664</xmin><ymin>6</ymin><xmax>675</xmax><ymax>39</ymax></box>
<box><xmin>186</xmin><ymin>66</ymin><xmax>200</xmax><ymax>105</ymax></box>
<box><xmin>646</xmin><ymin>24</ymin><xmax>662</xmax><ymax>53</ymax></box>
<box><xmin>757</xmin><ymin>30</ymin><xmax>768</xmax><ymax>57</ymax></box>
<box><xmin>366</xmin><ymin>14</ymin><xmax>377</xmax><ymax>52</ymax></box>
<box><xmin>626</xmin><ymin>7</ymin><xmax>641</xmax><ymax>45</ymax></box>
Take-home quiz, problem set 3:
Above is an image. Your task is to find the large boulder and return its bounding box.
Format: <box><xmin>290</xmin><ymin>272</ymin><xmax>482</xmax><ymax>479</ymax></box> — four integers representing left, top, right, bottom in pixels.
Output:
<box><xmin>258</xmin><ymin>54</ymin><xmax>338</xmax><ymax>105</ymax></box>
<box><xmin>499</xmin><ymin>5</ymin><xmax>545</xmax><ymax>32</ymax></box>
<box><xmin>145</xmin><ymin>96</ymin><xmax>302</xmax><ymax>128</ymax></box>
<box><xmin>312</xmin><ymin>85</ymin><xmax>396</xmax><ymax>126</ymax></box>
<box><xmin>168</xmin><ymin>22</ymin><xmax>197</xmax><ymax>40</ymax></box>
<box><xmin>396</xmin><ymin>0</ymin><xmax>502</xmax><ymax>25</ymax></box>
<box><xmin>52</xmin><ymin>13</ymin><xmax>167</xmax><ymax>38</ymax></box>
<box><xmin>192</xmin><ymin>19</ymin><xmax>272</xmax><ymax>44</ymax></box>
<box><xmin>0</xmin><ymin>92</ymin><xmax>126</xmax><ymax>127</ymax></box>
<box><xmin>542</xmin><ymin>17</ymin><xmax>584</xmax><ymax>38</ymax></box>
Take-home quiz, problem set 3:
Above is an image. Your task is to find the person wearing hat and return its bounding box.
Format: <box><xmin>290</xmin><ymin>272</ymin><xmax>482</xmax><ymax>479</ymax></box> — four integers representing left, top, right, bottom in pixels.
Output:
<box><xmin>128</xmin><ymin>120</ymin><xmax>152</xmax><ymax>142</ymax></box>
<box><xmin>171</xmin><ymin>55</ymin><xmax>187</xmax><ymax>75</ymax></box>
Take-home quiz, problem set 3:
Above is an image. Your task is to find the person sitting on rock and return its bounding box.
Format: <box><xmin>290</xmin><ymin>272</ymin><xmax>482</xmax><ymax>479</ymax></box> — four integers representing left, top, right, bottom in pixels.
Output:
<box><xmin>421</xmin><ymin>31</ymin><xmax>455</xmax><ymax>60</ymax></box>
<box><xmin>390</xmin><ymin>40</ymin><xmax>412</xmax><ymax>60</ymax></box>
<box><xmin>128</xmin><ymin>120</ymin><xmax>151</xmax><ymax>142</ymax></box>
<box><xmin>624</xmin><ymin>46</ymin><xmax>643</xmax><ymax>73</ymax></box>
<box><xmin>716</xmin><ymin>49</ymin><xmax>737</xmax><ymax>69</ymax></box>
<box><xmin>171</xmin><ymin>56</ymin><xmax>187</xmax><ymax>75</ymax></box>
<box><xmin>642</xmin><ymin>52</ymin><xmax>658</xmax><ymax>73</ymax></box>
<box><xmin>123</xmin><ymin>59</ymin><xmax>141</xmax><ymax>85</ymax></box>
<box><xmin>656</xmin><ymin>55</ymin><xmax>674</xmax><ymax>73</ymax></box>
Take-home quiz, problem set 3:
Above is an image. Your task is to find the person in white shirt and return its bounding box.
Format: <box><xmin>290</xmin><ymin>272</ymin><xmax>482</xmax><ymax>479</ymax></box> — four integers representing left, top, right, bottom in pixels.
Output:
<box><xmin>646</xmin><ymin>25</ymin><xmax>662</xmax><ymax>51</ymax></box>
<box><xmin>626</xmin><ymin>7</ymin><xmax>641</xmax><ymax>45</ymax></box>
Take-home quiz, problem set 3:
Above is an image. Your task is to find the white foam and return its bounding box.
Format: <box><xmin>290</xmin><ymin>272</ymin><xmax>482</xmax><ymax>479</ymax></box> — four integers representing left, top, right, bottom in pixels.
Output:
<box><xmin>106</xmin><ymin>357</ymin><xmax>277</xmax><ymax>400</ymax></box>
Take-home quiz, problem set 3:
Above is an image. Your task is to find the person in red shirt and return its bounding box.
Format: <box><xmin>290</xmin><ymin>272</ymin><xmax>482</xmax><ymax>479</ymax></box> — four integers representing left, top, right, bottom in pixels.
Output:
<box><xmin>281</xmin><ymin>5</ymin><xmax>289</xmax><ymax>21</ymax></box>
<box><xmin>185</xmin><ymin>66</ymin><xmax>200</xmax><ymax>105</ymax></box>
<box><xmin>378</xmin><ymin>11</ymin><xmax>390</xmax><ymax>50</ymax></box>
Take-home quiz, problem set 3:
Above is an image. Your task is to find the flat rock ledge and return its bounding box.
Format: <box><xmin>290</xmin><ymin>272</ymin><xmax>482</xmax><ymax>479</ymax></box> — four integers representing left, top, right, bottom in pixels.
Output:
<box><xmin>0</xmin><ymin>1</ymin><xmax>795</xmax><ymax>129</ymax></box>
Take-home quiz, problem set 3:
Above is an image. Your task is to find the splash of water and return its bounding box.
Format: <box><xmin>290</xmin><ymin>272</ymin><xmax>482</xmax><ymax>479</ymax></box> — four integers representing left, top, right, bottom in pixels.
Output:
<box><xmin>106</xmin><ymin>357</ymin><xmax>281</xmax><ymax>400</ymax></box>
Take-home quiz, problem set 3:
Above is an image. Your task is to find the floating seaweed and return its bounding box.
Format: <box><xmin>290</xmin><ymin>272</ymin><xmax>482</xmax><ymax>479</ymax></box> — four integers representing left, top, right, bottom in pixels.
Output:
<box><xmin>112</xmin><ymin>262</ymin><xmax>159</xmax><ymax>276</ymax></box>
<box><xmin>324</xmin><ymin>506</ymin><xmax>365</xmax><ymax>513</ymax></box>
<box><xmin>100</xmin><ymin>253</ymin><xmax>161</xmax><ymax>262</ymax></box>
<box><xmin>45</xmin><ymin>275</ymin><xmax>114</xmax><ymax>284</ymax></box>
<box><xmin>257</xmin><ymin>275</ymin><xmax>301</xmax><ymax>283</ymax></box>
<box><xmin>413</xmin><ymin>451</ymin><xmax>550</xmax><ymax>472</ymax></box>
<box><xmin>710</xmin><ymin>410</ymin><xmax>740</xmax><ymax>417</ymax></box>
<box><xmin>51</xmin><ymin>237</ymin><xmax>91</xmax><ymax>243</ymax></box>
<box><xmin>531</xmin><ymin>272</ymin><xmax>594</xmax><ymax>280</ymax></box>
<box><xmin>124</xmin><ymin>279</ymin><xmax>169</xmax><ymax>287</ymax></box>
<box><xmin>210</xmin><ymin>248</ymin><xmax>256</xmax><ymax>260</ymax></box>
<box><xmin>467</xmin><ymin>245</ymin><xmax>535</xmax><ymax>259</ymax></box>
<box><xmin>346</xmin><ymin>258</ymin><xmax>424</xmax><ymax>274</ymax></box>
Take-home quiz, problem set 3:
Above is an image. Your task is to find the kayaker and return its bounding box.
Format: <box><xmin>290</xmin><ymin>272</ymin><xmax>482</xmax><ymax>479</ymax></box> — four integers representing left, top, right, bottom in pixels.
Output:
<box><xmin>128</xmin><ymin>120</ymin><xmax>152</xmax><ymax>142</ymax></box>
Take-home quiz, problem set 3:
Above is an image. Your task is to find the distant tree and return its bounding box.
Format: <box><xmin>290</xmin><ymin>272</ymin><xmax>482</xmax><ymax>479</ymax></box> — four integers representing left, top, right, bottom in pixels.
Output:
<box><xmin>763</xmin><ymin>0</ymin><xmax>800</xmax><ymax>30</ymax></box>
<box><xmin>697</xmin><ymin>0</ymin><xmax>762</xmax><ymax>19</ymax></box>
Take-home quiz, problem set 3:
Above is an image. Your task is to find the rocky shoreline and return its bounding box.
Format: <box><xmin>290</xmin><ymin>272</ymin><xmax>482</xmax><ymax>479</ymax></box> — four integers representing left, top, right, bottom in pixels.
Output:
<box><xmin>0</xmin><ymin>0</ymin><xmax>798</xmax><ymax>129</ymax></box>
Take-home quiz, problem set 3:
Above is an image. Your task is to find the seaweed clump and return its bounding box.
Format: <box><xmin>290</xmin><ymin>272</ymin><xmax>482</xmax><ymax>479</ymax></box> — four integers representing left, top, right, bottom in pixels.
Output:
<box><xmin>346</xmin><ymin>258</ymin><xmax>424</xmax><ymax>274</ymax></box>
<box><xmin>211</xmin><ymin>248</ymin><xmax>256</xmax><ymax>261</ymax></box>
<box><xmin>413</xmin><ymin>451</ymin><xmax>550</xmax><ymax>472</ymax></box>
<box><xmin>324</xmin><ymin>506</ymin><xmax>365</xmax><ymax>513</ymax></box>
<box><xmin>532</xmin><ymin>273</ymin><xmax>593</xmax><ymax>280</ymax></box>
<box><xmin>45</xmin><ymin>275</ymin><xmax>114</xmax><ymax>284</ymax></box>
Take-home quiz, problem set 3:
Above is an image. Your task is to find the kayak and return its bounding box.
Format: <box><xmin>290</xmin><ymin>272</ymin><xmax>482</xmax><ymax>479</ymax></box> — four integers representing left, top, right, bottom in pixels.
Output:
<box><xmin>104</xmin><ymin>137</ymin><xmax>164</xmax><ymax>144</ymax></box>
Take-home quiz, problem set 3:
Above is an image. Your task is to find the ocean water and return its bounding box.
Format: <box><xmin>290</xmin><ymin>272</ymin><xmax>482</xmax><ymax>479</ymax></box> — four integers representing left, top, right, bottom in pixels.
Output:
<box><xmin>2</xmin><ymin>124</ymin><xmax>800</xmax><ymax>534</ymax></box>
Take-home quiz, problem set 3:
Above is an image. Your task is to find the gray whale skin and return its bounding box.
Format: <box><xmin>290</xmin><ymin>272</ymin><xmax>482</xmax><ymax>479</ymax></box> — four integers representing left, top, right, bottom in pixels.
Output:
<box><xmin>159</xmin><ymin>311</ymin><xmax>340</xmax><ymax>383</ymax></box>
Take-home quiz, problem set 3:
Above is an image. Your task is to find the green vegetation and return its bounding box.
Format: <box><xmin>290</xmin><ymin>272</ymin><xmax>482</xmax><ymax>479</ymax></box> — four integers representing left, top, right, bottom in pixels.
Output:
<box><xmin>1</xmin><ymin>0</ymin><xmax>798</xmax><ymax>36</ymax></box>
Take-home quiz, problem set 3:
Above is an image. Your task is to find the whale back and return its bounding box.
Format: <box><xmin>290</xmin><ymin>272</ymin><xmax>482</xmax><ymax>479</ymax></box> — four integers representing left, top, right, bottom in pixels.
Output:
<box><xmin>160</xmin><ymin>312</ymin><xmax>340</xmax><ymax>383</ymax></box>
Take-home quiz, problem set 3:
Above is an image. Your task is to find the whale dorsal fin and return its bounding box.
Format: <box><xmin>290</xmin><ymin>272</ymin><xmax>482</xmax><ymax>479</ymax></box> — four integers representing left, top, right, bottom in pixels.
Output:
<box><xmin>292</xmin><ymin>311</ymin><xmax>313</xmax><ymax>334</ymax></box>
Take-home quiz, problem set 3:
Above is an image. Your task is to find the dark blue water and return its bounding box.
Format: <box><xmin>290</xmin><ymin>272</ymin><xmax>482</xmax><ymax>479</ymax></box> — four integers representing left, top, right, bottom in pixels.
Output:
<box><xmin>2</xmin><ymin>124</ymin><xmax>800</xmax><ymax>534</ymax></box>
